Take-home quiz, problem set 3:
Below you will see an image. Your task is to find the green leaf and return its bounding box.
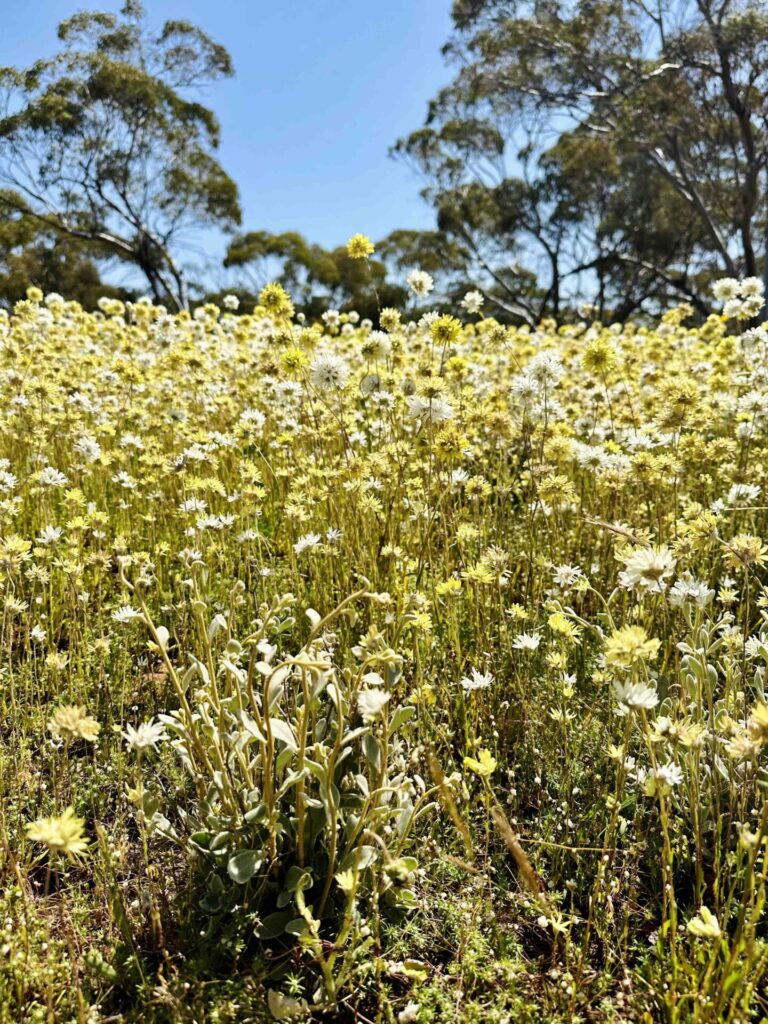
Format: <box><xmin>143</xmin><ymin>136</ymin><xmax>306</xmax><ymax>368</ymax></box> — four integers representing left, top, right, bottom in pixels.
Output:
<box><xmin>189</xmin><ymin>831</ymin><xmax>213</xmax><ymax>851</ymax></box>
<box><xmin>284</xmin><ymin>865</ymin><xmax>312</xmax><ymax>892</ymax></box>
<box><xmin>339</xmin><ymin>844</ymin><xmax>377</xmax><ymax>872</ymax></box>
<box><xmin>244</xmin><ymin>802</ymin><xmax>267</xmax><ymax>824</ymax></box>
<box><xmin>227</xmin><ymin>850</ymin><xmax>263</xmax><ymax>884</ymax></box>
<box><xmin>210</xmin><ymin>831</ymin><xmax>232</xmax><ymax>852</ymax></box>
<box><xmin>362</xmin><ymin>733</ymin><xmax>381</xmax><ymax>772</ymax></box>
<box><xmin>269</xmin><ymin>718</ymin><xmax>298</xmax><ymax>750</ymax></box>
<box><xmin>390</xmin><ymin>705</ymin><xmax>416</xmax><ymax>732</ymax></box>
<box><xmin>256</xmin><ymin>910</ymin><xmax>294</xmax><ymax>939</ymax></box>
<box><xmin>305</xmin><ymin>758</ymin><xmax>327</xmax><ymax>786</ymax></box>
<box><xmin>340</xmin><ymin>726</ymin><xmax>370</xmax><ymax>748</ymax></box>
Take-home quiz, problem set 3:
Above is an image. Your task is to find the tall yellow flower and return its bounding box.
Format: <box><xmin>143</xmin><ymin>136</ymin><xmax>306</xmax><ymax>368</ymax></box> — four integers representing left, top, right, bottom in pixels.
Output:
<box><xmin>464</xmin><ymin>748</ymin><xmax>498</xmax><ymax>778</ymax></box>
<box><xmin>605</xmin><ymin>625</ymin><xmax>660</xmax><ymax>670</ymax></box>
<box><xmin>346</xmin><ymin>233</ymin><xmax>375</xmax><ymax>259</ymax></box>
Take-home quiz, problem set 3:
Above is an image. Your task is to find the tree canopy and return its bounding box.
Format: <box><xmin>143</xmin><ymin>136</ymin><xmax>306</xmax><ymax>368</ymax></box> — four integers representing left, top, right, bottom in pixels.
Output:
<box><xmin>0</xmin><ymin>0</ymin><xmax>240</xmax><ymax>310</ymax></box>
<box><xmin>394</xmin><ymin>0</ymin><xmax>768</xmax><ymax>320</ymax></box>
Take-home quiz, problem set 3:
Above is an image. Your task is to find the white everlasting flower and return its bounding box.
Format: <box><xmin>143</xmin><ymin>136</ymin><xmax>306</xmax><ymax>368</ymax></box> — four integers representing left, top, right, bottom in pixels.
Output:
<box><xmin>509</xmin><ymin>373</ymin><xmax>539</xmax><ymax>403</ymax></box>
<box><xmin>112</xmin><ymin>605</ymin><xmax>144</xmax><ymax>623</ymax></box>
<box><xmin>712</xmin><ymin>277</ymin><xmax>741</xmax><ymax>302</ymax></box>
<box><xmin>310</xmin><ymin>351</ymin><xmax>350</xmax><ymax>391</ymax></box>
<box><xmin>222</xmin><ymin>293</ymin><xmax>240</xmax><ymax>310</ymax></box>
<box><xmin>38</xmin><ymin>467</ymin><xmax>69</xmax><ymax>487</ymax></box>
<box><xmin>618</xmin><ymin>545</ymin><xmax>676</xmax><ymax>594</ymax></box>
<box><xmin>512</xmin><ymin>632</ymin><xmax>542</xmax><ymax>651</ymax></box>
<box><xmin>112</xmin><ymin>470</ymin><xmax>137</xmax><ymax>489</ymax></box>
<box><xmin>652</xmin><ymin>762</ymin><xmax>683</xmax><ymax>789</ymax></box>
<box><xmin>178</xmin><ymin>498</ymin><xmax>208</xmax><ymax>514</ymax></box>
<box><xmin>574</xmin><ymin>443</ymin><xmax>608</xmax><ymax>472</ymax></box>
<box><xmin>358</xmin><ymin>688</ymin><xmax>391</xmax><ymax>720</ymax></box>
<box><xmin>741</xmin><ymin>294</ymin><xmax>765</xmax><ymax>318</ymax></box>
<box><xmin>612</xmin><ymin>679</ymin><xmax>659</xmax><ymax>715</ymax></box>
<box><xmin>723</xmin><ymin>297</ymin><xmax>745</xmax><ymax>320</ymax></box>
<box><xmin>740</xmin><ymin>276</ymin><xmax>765</xmax><ymax>297</ymax></box>
<box><xmin>365</xmin><ymin>330</ymin><xmax>392</xmax><ymax>361</ymax></box>
<box><xmin>406</xmin><ymin>394</ymin><xmax>454</xmax><ymax>423</ymax></box>
<box><xmin>726</xmin><ymin>483</ymin><xmax>760</xmax><ymax>506</ymax></box>
<box><xmin>668</xmin><ymin>571</ymin><xmax>715</xmax><ymax>609</ymax></box>
<box><xmin>407</xmin><ymin>269</ymin><xmax>434</xmax><ymax>296</ymax></box>
<box><xmin>552</xmin><ymin>564</ymin><xmax>584</xmax><ymax>589</ymax></box>
<box><xmin>461</xmin><ymin>290</ymin><xmax>484</xmax><ymax>314</ymax></box>
<box><xmin>122</xmin><ymin>718</ymin><xmax>166</xmax><ymax>754</ymax></box>
<box><xmin>74</xmin><ymin>435</ymin><xmax>102</xmax><ymax>463</ymax></box>
<box><xmin>460</xmin><ymin>667</ymin><xmax>494</xmax><ymax>692</ymax></box>
<box><xmin>293</xmin><ymin>532</ymin><xmax>322</xmax><ymax>555</ymax></box>
<box><xmin>36</xmin><ymin>525</ymin><xmax>63</xmax><ymax>546</ymax></box>
<box><xmin>525</xmin><ymin>352</ymin><xmax>564</xmax><ymax>390</ymax></box>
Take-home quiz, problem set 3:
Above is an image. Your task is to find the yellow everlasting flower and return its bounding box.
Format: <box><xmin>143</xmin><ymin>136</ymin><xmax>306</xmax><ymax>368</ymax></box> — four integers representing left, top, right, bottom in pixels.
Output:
<box><xmin>346</xmin><ymin>233</ymin><xmax>375</xmax><ymax>259</ymax></box>
<box><xmin>47</xmin><ymin>705</ymin><xmax>101</xmax><ymax>744</ymax></box>
<box><xmin>604</xmin><ymin>625</ymin><xmax>661</xmax><ymax>670</ymax></box>
<box><xmin>464</xmin><ymin>748</ymin><xmax>498</xmax><ymax>777</ymax></box>
<box><xmin>27</xmin><ymin>807</ymin><xmax>89</xmax><ymax>861</ymax></box>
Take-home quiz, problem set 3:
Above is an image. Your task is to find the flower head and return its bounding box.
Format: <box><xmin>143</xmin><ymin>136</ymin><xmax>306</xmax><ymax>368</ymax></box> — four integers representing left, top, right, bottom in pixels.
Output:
<box><xmin>464</xmin><ymin>748</ymin><xmax>498</xmax><ymax>777</ymax></box>
<box><xmin>407</xmin><ymin>269</ymin><xmax>434</xmax><ymax>296</ymax></box>
<box><xmin>612</xmin><ymin>679</ymin><xmax>659</xmax><ymax>715</ymax></box>
<box><xmin>48</xmin><ymin>705</ymin><xmax>101</xmax><ymax>744</ymax></box>
<box><xmin>687</xmin><ymin>905</ymin><xmax>722</xmax><ymax>940</ymax></box>
<box><xmin>27</xmin><ymin>807</ymin><xmax>88</xmax><ymax>861</ymax></box>
<box><xmin>310</xmin><ymin>351</ymin><xmax>350</xmax><ymax>392</ymax></box>
<box><xmin>618</xmin><ymin>545</ymin><xmax>676</xmax><ymax>594</ymax></box>
<box><xmin>122</xmin><ymin>718</ymin><xmax>166</xmax><ymax>755</ymax></box>
<box><xmin>358</xmin><ymin>688</ymin><xmax>390</xmax><ymax>721</ymax></box>
<box><xmin>460</xmin><ymin>290</ymin><xmax>484</xmax><ymax>315</ymax></box>
<box><xmin>460</xmin><ymin>667</ymin><xmax>493</xmax><ymax>692</ymax></box>
<box><xmin>604</xmin><ymin>625</ymin><xmax>660</xmax><ymax>670</ymax></box>
<box><xmin>346</xmin><ymin>233</ymin><xmax>375</xmax><ymax>259</ymax></box>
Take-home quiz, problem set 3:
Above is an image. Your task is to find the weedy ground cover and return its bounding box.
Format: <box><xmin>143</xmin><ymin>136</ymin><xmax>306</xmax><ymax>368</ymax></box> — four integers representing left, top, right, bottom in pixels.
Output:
<box><xmin>1</xmin><ymin>267</ymin><xmax>768</xmax><ymax>1022</ymax></box>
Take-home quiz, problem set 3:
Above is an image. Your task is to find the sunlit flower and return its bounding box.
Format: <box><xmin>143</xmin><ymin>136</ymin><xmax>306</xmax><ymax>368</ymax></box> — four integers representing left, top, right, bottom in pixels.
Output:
<box><xmin>687</xmin><ymin>905</ymin><xmax>722</xmax><ymax>940</ymax></box>
<box><xmin>122</xmin><ymin>719</ymin><xmax>166</xmax><ymax>754</ymax></box>
<box><xmin>310</xmin><ymin>351</ymin><xmax>350</xmax><ymax>391</ymax></box>
<box><xmin>27</xmin><ymin>807</ymin><xmax>88</xmax><ymax>861</ymax></box>
<box><xmin>618</xmin><ymin>545</ymin><xmax>676</xmax><ymax>594</ymax></box>
<box><xmin>407</xmin><ymin>269</ymin><xmax>434</xmax><ymax>296</ymax></box>
<box><xmin>358</xmin><ymin>688</ymin><xmax>391</xmax><ymax>720</ymax></box>
<box><xmin>464</xmin><ymin>748</ymin><xmax>497</xmax><ymax>777</ymax></box>
<box><xmin>460</xmin><ymin>290</ymin><xmax>484</xmax><ymax>314</ymax></box>
<box><xmin>604</xmin><ymin>625</ymin><xmax>660</xmax><ymax>669</ymax></box>
<box><xmin>612</xmin><ymin>679</ymin><xmax>659</xmax><ymax>715</ymax></box>
<box><xmin>346</xmin><ymin>233</ymin><xmax>375</xmax><ymax>259</ymax></box>
<box><xmin>48</xmin><ymin>705</ymin><xmax>100</xmax><ymax>744</ymax></box>
<box><xmin>460</xmin><ymin>667</ymin><xmax>493</xmax><ymax>692</ymax></box>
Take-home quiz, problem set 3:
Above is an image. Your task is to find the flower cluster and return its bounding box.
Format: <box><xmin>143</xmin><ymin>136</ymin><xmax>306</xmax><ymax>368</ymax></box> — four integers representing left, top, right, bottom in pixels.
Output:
<box><xmin>4</xmin><ymin>271</ymin><xmax>768</xmax><ymax>1019</ymax></box>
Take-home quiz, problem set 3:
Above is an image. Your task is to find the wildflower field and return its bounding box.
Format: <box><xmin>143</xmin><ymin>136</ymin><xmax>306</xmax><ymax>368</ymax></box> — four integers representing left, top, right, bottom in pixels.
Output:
<box><xmin>3</xmin><ymin>273</ymin><xmax>768</xmax><ymax>1023</ymax></box>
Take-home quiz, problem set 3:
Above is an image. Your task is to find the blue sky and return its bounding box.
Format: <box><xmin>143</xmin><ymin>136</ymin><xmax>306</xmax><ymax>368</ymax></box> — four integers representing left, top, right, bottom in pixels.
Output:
<box><xmin>4</xmin><ymin>0</ymin><xmax>454</xmax><ymax>272</ymax></box>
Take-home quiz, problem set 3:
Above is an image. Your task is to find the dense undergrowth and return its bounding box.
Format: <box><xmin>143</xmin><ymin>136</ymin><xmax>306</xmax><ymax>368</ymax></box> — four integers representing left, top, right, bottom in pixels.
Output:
<box><xmin>2</xmin><ymin>268</ymin><xmax>768</xmax><ymax>1022</ymax></box>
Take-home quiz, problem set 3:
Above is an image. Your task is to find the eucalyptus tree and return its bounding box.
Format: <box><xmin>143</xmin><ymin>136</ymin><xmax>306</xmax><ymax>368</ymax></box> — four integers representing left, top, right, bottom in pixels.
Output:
<box><xmin>396</xmin><ymin>0</ymin><xmax>768</xmax><ymax>319</ymax></box>
<box><xmin>0</xmin><ymin>1</ymin><xmax>240</xmax><ymax>310</ymax></box>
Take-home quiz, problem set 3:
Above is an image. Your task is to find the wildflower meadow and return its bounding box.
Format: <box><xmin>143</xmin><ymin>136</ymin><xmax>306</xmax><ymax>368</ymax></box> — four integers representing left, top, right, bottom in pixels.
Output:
<box><xmin>1</xmin><ymin>259</ymin><xmax>768</xmax><ymax>1022</ymax></box>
